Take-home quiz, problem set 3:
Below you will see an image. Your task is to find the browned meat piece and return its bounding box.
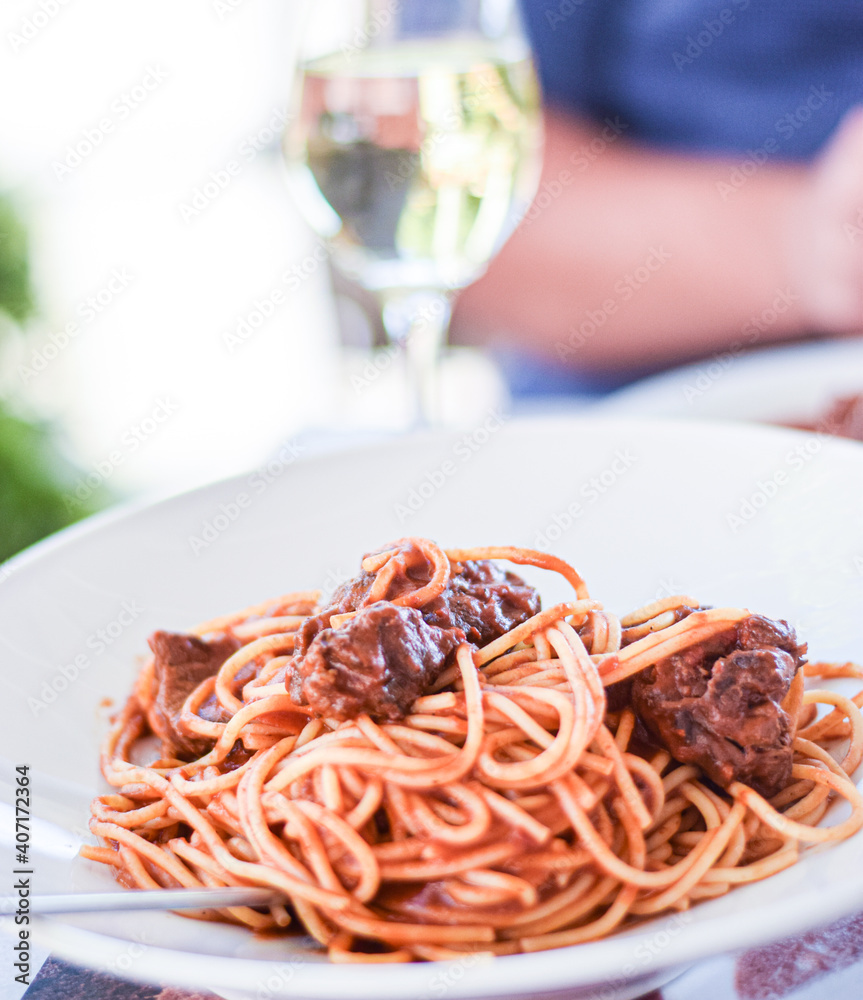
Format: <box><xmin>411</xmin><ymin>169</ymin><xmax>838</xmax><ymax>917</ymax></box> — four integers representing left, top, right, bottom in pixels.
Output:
<box><xmin>630</xmin><ymin>614</ymin><xmax>806</xmax><ymax>797</ymax></box>
<box><xmin>294</xmin><ymin>571</ymin><xmax>379</xmax><ymax>658</ymax></box>
<box><xmin>146</xmin><ymin>631</ymin><xmax>241</xmax><ymax>760</ymax></box>
<box><xmin>297</xmin><ymin>544</ymin><xmax>539</xmax><ymax>658</ymax></box>
<box><xmin>291</xmin><ymin>544</ymin><xmax>539</xmax><ymax>722</ymax></box>
<box><xmin>292</xmin><ymin>603</ymin><xmax>461</xmax><ymax>722</ymax></box>
<box><xmin>737</xmin><ymin>615</ymin><xmax>800</xmax><ymax>653</ymax></box>
<box><xmin>421</xmin><ymin>559</ymin><xmax>540</xmax><ymax>645</ymax></box>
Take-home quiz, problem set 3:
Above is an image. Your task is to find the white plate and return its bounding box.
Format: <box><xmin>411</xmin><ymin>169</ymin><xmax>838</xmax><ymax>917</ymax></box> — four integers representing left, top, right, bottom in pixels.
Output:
<box><xmin>592</xmin><ymin>338</ymin><xmax>863</xmax><ymax>425</ymax></box>
<box><xmin>1</xmin><ymin>416</ymin><xmax>862</xmax><ymax>1000</ymax></box>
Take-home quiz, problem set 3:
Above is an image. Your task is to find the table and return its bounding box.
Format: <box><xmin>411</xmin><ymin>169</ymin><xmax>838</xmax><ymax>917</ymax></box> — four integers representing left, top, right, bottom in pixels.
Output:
<box><xmin>16</xmin><ymin>908</ymin><xmax>863</xmax><ymax>1000</ymax></box>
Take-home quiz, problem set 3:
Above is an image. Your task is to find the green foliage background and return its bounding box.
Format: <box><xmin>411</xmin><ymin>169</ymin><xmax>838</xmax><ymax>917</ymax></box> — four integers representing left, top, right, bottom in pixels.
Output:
<box><xmin>0</xmin><ymin>193</ymin><xmax>106</xmax><ymax>564</ymax></box>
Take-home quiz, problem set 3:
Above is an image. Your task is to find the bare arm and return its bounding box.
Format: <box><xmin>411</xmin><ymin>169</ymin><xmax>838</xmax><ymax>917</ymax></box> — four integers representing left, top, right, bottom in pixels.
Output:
<box><xmin>451</xmin><ymin>108</ymin><xmax>863</xmax><ymax>373</ymax></box>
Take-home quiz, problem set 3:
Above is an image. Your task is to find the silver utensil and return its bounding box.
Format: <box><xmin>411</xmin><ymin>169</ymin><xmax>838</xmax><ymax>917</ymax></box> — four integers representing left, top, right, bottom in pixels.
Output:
<box><xmin>3</xmin><ymin>886</ymin><xmax>284</xmax><ymax>915</ymax></box>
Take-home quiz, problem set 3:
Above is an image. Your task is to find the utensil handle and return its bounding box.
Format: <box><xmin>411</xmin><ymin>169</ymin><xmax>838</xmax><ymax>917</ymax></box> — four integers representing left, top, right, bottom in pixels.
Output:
<box><xmin>2</xmin><ymin>887</ymin><xmax>283</xmax><ymax>915</ymax></box>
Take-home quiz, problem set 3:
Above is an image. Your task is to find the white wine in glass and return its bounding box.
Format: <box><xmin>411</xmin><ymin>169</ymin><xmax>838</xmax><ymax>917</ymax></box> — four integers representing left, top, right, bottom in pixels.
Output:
<box><xmin>284</xmin><ymin>0</ymin><xmax>541</xmax><ymax>424</ymax></box>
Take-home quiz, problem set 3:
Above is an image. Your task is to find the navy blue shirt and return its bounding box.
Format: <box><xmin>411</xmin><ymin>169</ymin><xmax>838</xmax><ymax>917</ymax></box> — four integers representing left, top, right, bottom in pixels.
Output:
<box><xmin>521</xmin><ymin>0</ymin><xmax>863</xmax><ymax>159</ymax></box>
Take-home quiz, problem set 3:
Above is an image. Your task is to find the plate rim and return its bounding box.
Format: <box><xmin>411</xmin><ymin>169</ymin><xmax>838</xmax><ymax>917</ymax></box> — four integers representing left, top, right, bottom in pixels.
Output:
<box><xmin>2</xmin><ymin>414</ymin><xmax>863</xmax><ymax>998</ymax></box>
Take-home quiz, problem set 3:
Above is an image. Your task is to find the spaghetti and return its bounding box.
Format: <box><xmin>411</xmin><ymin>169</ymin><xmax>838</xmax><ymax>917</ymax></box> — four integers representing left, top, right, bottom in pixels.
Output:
<box><xmin>83</xmin><ymin>539</ymin><xmax>863</xmax><ymax>961</ymax></box>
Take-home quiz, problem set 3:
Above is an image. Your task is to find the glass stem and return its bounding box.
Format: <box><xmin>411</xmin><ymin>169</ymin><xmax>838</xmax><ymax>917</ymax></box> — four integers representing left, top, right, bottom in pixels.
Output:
<box><xmin>380</xmin><ymin>288</ymin><xmax>453</xmax><ymax>428</ymax></box>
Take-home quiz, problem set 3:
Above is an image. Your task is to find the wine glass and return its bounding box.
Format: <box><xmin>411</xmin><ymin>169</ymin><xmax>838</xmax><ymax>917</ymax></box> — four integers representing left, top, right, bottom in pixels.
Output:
<box><xmin>283</xmin><ymin>0</ymin><xmax>541</xmax><ymax>426</ymax></box>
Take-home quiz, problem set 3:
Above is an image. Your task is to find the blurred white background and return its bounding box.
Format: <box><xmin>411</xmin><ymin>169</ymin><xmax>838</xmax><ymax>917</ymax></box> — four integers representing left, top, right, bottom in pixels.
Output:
<box><xmin>0</xmin><ymin>0</ymin><xmax>343</xmax><ymax>497</ymax></box>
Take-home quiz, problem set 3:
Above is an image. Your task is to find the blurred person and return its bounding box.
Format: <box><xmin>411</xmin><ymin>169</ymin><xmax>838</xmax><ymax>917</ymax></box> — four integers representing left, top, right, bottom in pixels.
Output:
<box><xmin>451</xmin><ymin>0</ymin><xmax>863</xmax><ymax>389</ymax></box>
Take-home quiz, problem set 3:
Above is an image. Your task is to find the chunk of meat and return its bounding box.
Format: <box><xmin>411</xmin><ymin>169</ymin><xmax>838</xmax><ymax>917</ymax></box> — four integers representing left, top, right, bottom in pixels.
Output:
<box><xmin>292</xmin><ymin>602</ymin><xmax>461</xmax><ymax>723</ymax></box>
<box><xmin>146</xmin><ymin>631</ymin><xmax>241</xmax><ymax>760</ymax></box>
<box><xmin>296</xmin><ymin>544</ymin><xmax>539</xmax><ymax>658</ymax></box>
<box><xmin>421</xmin><ymin>559</ymin><xmax>540</xmax><ymax>645</ymax></box>
<box><xmin>630</xmin><ymin>614</ymin><xmax>806</xmax><ymax>797</ymax></box>
<box><xmin>290</xmin><ymin>544</ymin><xmax>540</xmax><ymax>722</ymax></box>
<box><xmin>737</xmin><ymin>615</ymin><xmax>800</xmax><ymax>654</ymax></box>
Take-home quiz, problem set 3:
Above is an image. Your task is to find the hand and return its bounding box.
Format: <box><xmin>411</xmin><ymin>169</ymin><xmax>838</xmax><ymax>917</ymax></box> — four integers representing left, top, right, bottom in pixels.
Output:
<box><xmin>796</xmin><ymin>106</ymin><xmax>863</xmax><ymax>334</ymax></box>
